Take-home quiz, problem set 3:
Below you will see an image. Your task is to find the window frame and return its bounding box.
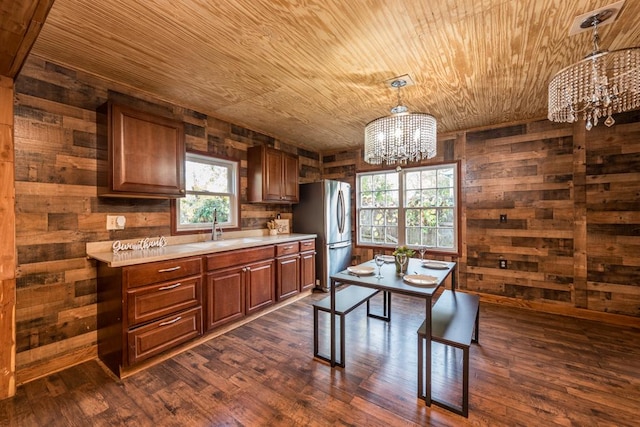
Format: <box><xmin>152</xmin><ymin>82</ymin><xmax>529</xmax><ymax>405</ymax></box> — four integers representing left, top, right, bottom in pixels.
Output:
<box><xmin>171</xmin><ymin>151</ymin><xmax>240</xmax><ymax>235</ymax></box>
<box><xmin>355</xmin><ymin>161</ymin><xmax>460</xmax><ymax>256</ymax></box>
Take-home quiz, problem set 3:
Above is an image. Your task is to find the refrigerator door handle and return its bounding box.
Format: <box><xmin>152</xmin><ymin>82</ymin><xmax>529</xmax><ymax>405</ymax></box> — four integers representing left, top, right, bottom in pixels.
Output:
<box><xmin>328</xmin><ymin>241</ymin><xmax>351</xmax><ymax>249</ymax></box>
<box><xmin>337</xmin><ymin>189</ymin><xmax>345</xmax><ymax>234</ymax></box>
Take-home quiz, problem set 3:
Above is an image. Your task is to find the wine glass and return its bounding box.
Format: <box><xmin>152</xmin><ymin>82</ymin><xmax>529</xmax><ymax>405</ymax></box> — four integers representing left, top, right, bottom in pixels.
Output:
<box><xmin>418</xmin><ymin>246</ymin><xmax>427</xmax><ymax>261</ymax></box>
<box><xmin>396</xmin><ymin>253</ymin><xmax>407</xmax><ymax>276</ymax></box>
<box><xmin>374</xmin><ymin>254</ymin><xmax>385</xmax><ymax>279</ymax></box>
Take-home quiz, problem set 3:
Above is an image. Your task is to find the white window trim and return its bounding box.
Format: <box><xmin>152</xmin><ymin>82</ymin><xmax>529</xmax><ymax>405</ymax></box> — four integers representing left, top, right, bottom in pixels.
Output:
<box><xmin>356</xmin><ymin>162</ymin><xmax>459</xmax><ymax>254</ymax></box>
<box><xmin>176</xmin><ymin>152</ymin><xmax>239</xmax><ymax>232</ymax></box>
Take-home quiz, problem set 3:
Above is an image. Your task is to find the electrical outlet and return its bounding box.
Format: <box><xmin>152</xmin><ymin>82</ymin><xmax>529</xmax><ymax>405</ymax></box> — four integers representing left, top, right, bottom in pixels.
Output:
<box><xmin>499</xmin><ymin>259</ymin><xmax>507</xmax><ymax>269</ymax></box>
<box><xmin>500</xmin><ymin>214</ymin><xmax>507</xmax><ymax>223</ymax></box>
<box><xmin>106</xmin><ymin>215</ymin><xmax>126</xmax><ymax>230</ymax></box>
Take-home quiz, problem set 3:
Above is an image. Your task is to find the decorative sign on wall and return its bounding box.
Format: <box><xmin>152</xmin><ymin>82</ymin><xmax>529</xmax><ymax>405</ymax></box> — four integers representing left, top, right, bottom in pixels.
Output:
<box><xmin>112</xmin><ymin>236</ymin><xmax>167</xmax><ymax>253</ymax></box>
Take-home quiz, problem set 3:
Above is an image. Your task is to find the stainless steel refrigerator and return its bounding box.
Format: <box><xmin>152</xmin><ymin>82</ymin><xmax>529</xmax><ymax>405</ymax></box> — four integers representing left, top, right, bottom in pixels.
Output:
<box><xmin>293</xmin><ymin>180</ymin><xmax>352</xmax><ymax>291</ymax></box>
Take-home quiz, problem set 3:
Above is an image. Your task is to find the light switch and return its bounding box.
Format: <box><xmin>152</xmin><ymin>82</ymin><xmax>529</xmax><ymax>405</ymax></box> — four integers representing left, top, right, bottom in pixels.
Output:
<box><xmin>107</xmin><ymin>215</ymin><xmax>126</xmax><ymax>230</ymax></box>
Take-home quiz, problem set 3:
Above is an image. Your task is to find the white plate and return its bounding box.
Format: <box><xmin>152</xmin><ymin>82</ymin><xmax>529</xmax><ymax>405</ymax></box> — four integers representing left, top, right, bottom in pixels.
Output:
<box><xmin>403</xmin><ymin>274</ymin><xmax>438</xmax><ymax>287</ymax></box>
<box><xmin>379</xmin><ymin>255</ymin><xmax>395</xmax><ymax>263</ymax></box>
<box><xmin>347</xmin><ymin>266</ymin><xmax>375</xmax><ymax>275</ymax></box>
<box><xmin>422</xmin><ymin>261</ymin><xmax>449</xmax><ymax>270</ymax></box>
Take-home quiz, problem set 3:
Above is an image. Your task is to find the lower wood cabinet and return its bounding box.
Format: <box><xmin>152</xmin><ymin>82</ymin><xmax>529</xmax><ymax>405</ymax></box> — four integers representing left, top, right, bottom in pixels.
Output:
<box><xmin>97</xmin><ymin>256</ymin><xmax>203</xmax><ymax>377</ymax></box>
<box><xmin>205</xmin><ymin>266</ymin><xmax>245</xmax><ymax>330</ymax></box>
<box><xmin>299</xmin><ymin>239</ymin><xmax>316</xmax><ymax>291</ymax></box>
<box><xmin>276</xmin><ymin>241</ymin><xmax>300</xmax><ymax>301</ymax></box>
<box><xmin>300</xmin><ymin>250</ymin><xmax>316</xmax><ymax>291</ymax></box>
<box><xmin>276</xmin><ymin>254</ymin><xmax>300</xmax><ymax>300</ymax></box>
<box><xmin>204</xmin><ymin>245</ymin><xmax>275</xmax><ymax>331</ymax></box>
<box><xmin>97</xmin><ymin>237</ymin><xmax>312</xmax><ymax>377</ymax></box>
<box><xmin>245</xmin><ymin>259</ymin><xmax>276</xmax><ymax>314</ymax></box>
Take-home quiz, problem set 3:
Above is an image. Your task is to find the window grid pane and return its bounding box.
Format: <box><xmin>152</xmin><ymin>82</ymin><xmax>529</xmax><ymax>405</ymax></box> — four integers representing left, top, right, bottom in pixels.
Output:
<box><xmin>178</xmin><ymin>153</ymin><xmax>238</xmax><ymax>231</ymax></box>
<box><xmin>356</xmin><ymin>163</ymin><xmax>458</xmax><ymax>253</ymax></box>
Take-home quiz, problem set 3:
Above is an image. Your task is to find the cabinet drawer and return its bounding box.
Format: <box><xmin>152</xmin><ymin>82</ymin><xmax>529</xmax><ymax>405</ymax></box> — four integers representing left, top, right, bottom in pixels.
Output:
<box><xmin>124</xmin><ymin>257</ymin><xmax>202</xmax><ymax>288</ymax></box>
<box><xmin>205</xmin><ymin>246</ymin><xmax>274</xmax><ymax>270</ymax></box>
<box><xmin>299</xmin><ymin>239</ymin><xmax>315</xmax><ymax>252</ymax></box>
<box><xmin>126</xmin><ymin>277</ymin><xmax>201</xmax><ymax>326</ymax></box>
<box><xmin>276</xmin><ymin>242</ymin><xmax>299</xmax><ymax>257</ymax></box>
<box><xmin>127</xmin><ymin>307</ymin><xmax>202</xmax><ymax>365</ymax></box>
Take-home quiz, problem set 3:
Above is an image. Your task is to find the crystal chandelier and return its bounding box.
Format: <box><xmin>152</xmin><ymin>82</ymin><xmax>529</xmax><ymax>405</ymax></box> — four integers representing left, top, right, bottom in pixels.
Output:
<box><xmin>364</xmin><ymin>79</ymin><xmax>436</xmax><ymax>165</ymax></box>
<box><xmin>548</xmin><ymin>10</ymin><xmax>640</xmax><ymax>130</ymax></box>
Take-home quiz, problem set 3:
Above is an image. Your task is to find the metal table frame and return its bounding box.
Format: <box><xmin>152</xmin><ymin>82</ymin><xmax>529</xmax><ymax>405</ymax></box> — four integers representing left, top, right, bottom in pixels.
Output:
<box><xmin>326</xmin><ymin>257</ymin><xmax>457</xmax><ymax>406</ymax></box>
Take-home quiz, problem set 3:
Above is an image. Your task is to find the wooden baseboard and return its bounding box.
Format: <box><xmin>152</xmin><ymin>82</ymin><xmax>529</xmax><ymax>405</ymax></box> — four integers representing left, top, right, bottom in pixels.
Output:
<box><xmin>16</xmin><ymin>345</ymin><xmax>96</xmax><ymax>386</ymax></box>
<box><xmin>476</xmin><ymin>293</ymin><xmax>640</xmax><ymax>329</ymax></box>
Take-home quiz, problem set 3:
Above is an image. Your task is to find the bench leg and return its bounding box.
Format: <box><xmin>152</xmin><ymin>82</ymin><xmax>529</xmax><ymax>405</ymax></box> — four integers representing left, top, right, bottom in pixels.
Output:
<box><xmin>313</xmin><ymin>308</ymin><xmax>345</xmax><ymax>367</ymax></box>
<box><xmin>313</xmin><ymin>307</ymin><xmax>319</xmax><ymax>357</ymax></box>
<box><xmin>417</xmin><ymin>333</ymin><xmax>424</xmax><ymax>399</ymax></box>
<box><xmin>340</xmin><ymin>313</ymin><xmax>345</xmax><ymax>368</ymax></box>
<box><xmin>462</xmin><ymin>346</ymin><xmax>469</xmax><ymax>417</ymax></box>
<box><xmin>472</xmin><ymin>306</ymin><xmax>479</xmax><ymax>344</ymax></box>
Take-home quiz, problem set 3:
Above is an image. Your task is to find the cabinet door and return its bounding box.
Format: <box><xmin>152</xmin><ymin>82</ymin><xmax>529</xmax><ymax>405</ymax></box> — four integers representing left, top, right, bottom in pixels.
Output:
<box><xmin>281</xmin><ymin>152</ymin><xmax>299</xmax><ymax>202</ymax></box>
<box><xmin>277</xmin><ymin>255</ymin><xmax>300</xmax><ymax>300</ymax></box>
<box><xmin>205</xmin><ymin>267</ymin><xmax>245</xmax><ymax>331</ymax></box>
<box><xmin>109</xmin><ymin>103</ymin><xmax>185</xmax><ymax>197</ymax></box>
<box><xmin>300</xmin><ymin>251</ymin><xmax>316</xmax><ymax>291</ymax></box>
<box><xmin>264</xmin><ymin>148</ymin><xmax>283</xmax><ymax>201</ymax></box>
<box><xmin>246</xmin><ymin>259</ymin><xmax>275</xmax><ymax>314</ymax></box>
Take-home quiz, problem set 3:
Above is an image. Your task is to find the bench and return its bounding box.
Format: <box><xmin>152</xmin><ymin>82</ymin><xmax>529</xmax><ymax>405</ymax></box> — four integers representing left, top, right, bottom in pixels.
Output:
<box><xmin>313</xmin><ymin>285</ymin><xmax>391</xmax><ymax>367</ymax></box>
<box><xmin>417</xmin><ymin>289</ymin><xmax>479</xmax><ymax>417</ymax></box>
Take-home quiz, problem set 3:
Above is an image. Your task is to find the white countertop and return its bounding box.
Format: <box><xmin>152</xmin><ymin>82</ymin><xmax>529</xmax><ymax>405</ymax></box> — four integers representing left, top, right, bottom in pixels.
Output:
<box><xmin>86</xmin><ymin>233</ymin><xmax>317</xmax><ymax>267</ymax></box>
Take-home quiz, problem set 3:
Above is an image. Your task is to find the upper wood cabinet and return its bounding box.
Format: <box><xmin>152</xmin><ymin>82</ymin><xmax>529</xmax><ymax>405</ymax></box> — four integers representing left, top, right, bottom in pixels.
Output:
<box><xmin>247</xmin><ymin>145</ymin><xmax>299</xmax><ymax>203</ymax></box>
<box><xmin>101</xmin><ymin>103</ymin><xmax>186</xmax><ymax>198</ymax></box>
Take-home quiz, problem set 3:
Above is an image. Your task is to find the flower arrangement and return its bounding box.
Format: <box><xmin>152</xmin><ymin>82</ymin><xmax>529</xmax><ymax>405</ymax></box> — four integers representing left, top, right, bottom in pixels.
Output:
<box><xmin>392</xmin><ymin>246</ymin><xmax>414</xmax><ymax>275</ymax></box>
<box><xmin>392</xmin><ymin>246</ymin><xmax>415</xmax><ymax>258</ymax></box>
<box><xmin>267</xmin><ymin>219</ymin><xmax>278</xmax><ymax>235</ymax></box>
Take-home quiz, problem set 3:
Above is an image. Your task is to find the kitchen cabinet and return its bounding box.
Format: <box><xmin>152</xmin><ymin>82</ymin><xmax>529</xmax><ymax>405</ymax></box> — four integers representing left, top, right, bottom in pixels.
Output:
<box><xmin>247</xmin><ymin>145</ymin><xmax>299</xmax><ymax>203</ymax></box>
<box><xmin>97</xmin><ymin>256</ymin><xmax>203</xmax><ymax>376</ymax></box>
<box><xmin>276</xmin><ymin>242</ymin><xmax>300</xmax><ymax>301</ymax></box>
<box><xmin>299</xmin><ymin>239</ymin><xmax>316</xmax><ymax>291</ymax></box>
<box><xmin>204</xmin><ymin>245</ymin><xmax>275</xmax><ymax>330</ymax></box>
<box><xmin>92</xmin><ymin>235</ymin><xmax>315</xmax><ymax>377</ymax></box>
<box><xmin>101</xmin><ymin>102</ymin><xmax>186</xmax><ymax>198</ymax></box>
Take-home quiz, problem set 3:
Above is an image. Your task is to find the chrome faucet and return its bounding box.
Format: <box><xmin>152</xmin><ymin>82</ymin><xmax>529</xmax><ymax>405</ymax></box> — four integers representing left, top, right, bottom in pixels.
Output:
<box><xmin>212</xmin><ymin>209</ymin><xmax>223</xmax><ymax>241</ymax></box>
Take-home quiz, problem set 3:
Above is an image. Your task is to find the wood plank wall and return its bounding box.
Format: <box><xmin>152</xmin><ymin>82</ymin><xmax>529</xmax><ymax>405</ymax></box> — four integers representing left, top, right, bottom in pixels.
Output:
<box><xmin>12</xmin><ymin>56</ymin><xmax>320</xmax><ymax>383</ymax></box>
<box><xmin>10</xmin><ymin>54</ymin><xmax>640</xmax><ymax>384</ymax></box>
<box><xmin>0</xmin><ymin>76</ymin><xmax>17</xmax><ymax>399</ymax></box>
<box><xmin>321</xmin><ymin>119</ymin><xmax>640</xmax><ymax>320</ymax></box>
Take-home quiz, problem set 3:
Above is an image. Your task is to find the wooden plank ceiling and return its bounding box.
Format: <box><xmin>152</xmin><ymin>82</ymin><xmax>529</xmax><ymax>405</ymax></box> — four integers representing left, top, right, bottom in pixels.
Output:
<box><xmin>6</xmin><ymin>0</ymin><xmax>640</xmax><ymax>152</ymax></box>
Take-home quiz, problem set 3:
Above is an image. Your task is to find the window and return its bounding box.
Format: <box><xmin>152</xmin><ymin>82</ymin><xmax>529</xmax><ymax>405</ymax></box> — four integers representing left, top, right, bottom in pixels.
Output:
<box><xmin>356</xmin><ymin>162</ymin><xmax>459</xmax><ymax>254</ymax></box>
<box><xmin>176</xmin><ymin>152</ymin><xmax>239</xmax><ymax>232</ymax></box>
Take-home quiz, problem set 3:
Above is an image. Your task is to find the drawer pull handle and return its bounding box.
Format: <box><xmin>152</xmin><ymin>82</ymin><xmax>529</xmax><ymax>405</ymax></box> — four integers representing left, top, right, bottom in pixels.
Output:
<box><xmin>157</xmin><ymin>266</ymin><xmax>181</xmax><ymax>273</ymax></box>
<box><xmin>159</xmin><ymin>282</ymin><xmax>182</xmax><ymax>291</ymax></box>
<box><xmin>284</xmin><ymin>246</ymin><xmax>293</xmax><ymax>250</ymax></box>
<box><xmin>159</xmin><ymin>316</ymin><xmax>182</xmax><ymax>327</ymax></box>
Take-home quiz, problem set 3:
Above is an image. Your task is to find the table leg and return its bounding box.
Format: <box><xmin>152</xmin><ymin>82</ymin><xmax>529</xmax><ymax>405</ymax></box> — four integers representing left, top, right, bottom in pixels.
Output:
<box><xmin>425</xmin><ymin>297</ymin><xmax>432</xmax><ymax>406</ymax></box>
<box><xmin>330</xmin><ymin>278</ymin><xmax>336</xmax><ymax>367</ymax></box>
<box><xmin>451</xmin><ymin>264</ymin><xmax>457</xmax><ymax>291</ymax></box>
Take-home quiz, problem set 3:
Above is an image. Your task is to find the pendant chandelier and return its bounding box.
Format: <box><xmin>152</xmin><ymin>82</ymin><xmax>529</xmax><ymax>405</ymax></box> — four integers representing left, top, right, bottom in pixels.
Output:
<box><xmin>548</xmin><ymin>9</ymin><xmax>640</xmax><ymax>130</ymax></box>
<box><xmin>364</xmin><ymin>79</ymin><xmax>436</xmax><ymax>165</ymax></box>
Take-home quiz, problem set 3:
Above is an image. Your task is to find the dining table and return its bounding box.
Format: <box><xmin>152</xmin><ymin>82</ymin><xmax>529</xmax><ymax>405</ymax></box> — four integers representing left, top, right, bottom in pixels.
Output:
<box><xmin>328</xmin><ymin>256</ymin><xmax>457</xmax><ymax>406</ymax></box>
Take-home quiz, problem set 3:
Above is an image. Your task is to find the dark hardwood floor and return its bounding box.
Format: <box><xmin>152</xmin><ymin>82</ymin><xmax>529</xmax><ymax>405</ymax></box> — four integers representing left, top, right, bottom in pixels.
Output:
<box><xmin>2</xmin><ymin>290</ymin><xmax>639</xmax><ymax>426</ymax></box>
